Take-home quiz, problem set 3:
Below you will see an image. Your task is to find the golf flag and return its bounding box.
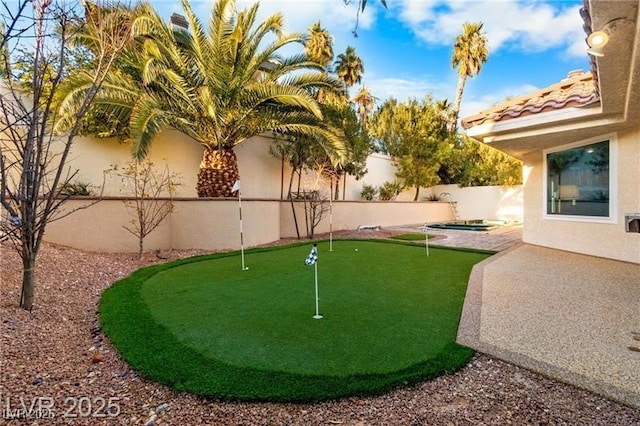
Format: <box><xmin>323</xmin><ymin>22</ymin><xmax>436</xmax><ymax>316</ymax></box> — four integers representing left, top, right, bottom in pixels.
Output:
<box><xmin>232</xmin><ymin>180</ymin><xmax>241</xmax><ymax>193</ymax></box>
<box><xmin>304</xmin><ymin>244</ymin><xmax>318</xmax><ymax>266</ymax></box>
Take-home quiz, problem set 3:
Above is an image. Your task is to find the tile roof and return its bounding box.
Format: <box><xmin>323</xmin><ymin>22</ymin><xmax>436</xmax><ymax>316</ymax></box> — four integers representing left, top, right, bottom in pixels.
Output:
<box><xmin>461</xmin><ymin>70</ymin><xmax>600</xmax><ymax>129</ymax></box>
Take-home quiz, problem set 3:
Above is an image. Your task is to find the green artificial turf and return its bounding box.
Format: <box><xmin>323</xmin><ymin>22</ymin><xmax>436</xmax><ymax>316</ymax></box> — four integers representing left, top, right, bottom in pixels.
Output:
<box><xmin>100</xmin><ymin>239</ymin><xmax>490</xmax><ymax>402</ymax></box>
<box><xmin>391</xmin><ymin>233</ymin><xmax>435</xmax><ymax>241</ymax></box>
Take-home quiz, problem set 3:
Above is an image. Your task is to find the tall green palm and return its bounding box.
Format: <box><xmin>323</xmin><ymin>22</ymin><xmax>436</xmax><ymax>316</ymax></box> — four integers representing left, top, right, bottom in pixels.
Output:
<box><xmin>304</xmin><ymin>21</ymin><xmax>333</xmax><ymax>68</ymax></box>
<box><xmin>450</xmin><ymin>22</ymin><xmax>488</xmax><ymax>131</ymax></box>
<box><xmin>334</xmin><ymin>46</ymin><xmax>363</xmax><ymax>94</ymax></box>
<box><xmin>57</xmin><ymin>0</ymin><xmax>345</xmax><ymax>197</ymax></box>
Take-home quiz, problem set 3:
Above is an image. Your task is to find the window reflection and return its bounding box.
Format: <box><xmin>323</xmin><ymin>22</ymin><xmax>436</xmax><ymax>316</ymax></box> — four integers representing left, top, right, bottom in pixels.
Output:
<box><xmin>546</xmin><ymin>140</ymin><xmax>609</xmax><ymax>217</ymax></box>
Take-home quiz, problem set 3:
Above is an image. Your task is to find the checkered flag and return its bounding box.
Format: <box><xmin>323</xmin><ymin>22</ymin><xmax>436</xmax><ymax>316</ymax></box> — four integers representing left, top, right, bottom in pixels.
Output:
<box><xmin>304</xmin><ymin>244</ymin><xmax>318</xmax><ymax>266</ymax></box>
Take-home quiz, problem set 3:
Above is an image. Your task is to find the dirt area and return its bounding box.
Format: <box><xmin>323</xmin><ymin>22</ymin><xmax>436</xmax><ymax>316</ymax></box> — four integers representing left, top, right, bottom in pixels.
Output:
<box><xmin>1</xmin><ymin>233</ymin><xmax>639</xmax><ymax>425</ymax></box>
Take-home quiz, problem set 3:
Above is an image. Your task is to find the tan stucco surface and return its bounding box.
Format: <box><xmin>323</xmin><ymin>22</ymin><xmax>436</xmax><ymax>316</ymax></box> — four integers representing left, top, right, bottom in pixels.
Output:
<box><xmin>43</xmin><ymin>199</ymin><xmax>455</xmax><ymax>252</ymax></box>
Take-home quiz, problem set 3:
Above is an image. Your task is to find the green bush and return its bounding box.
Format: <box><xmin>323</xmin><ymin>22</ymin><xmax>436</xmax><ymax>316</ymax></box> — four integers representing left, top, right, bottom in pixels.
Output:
<box><xmin>360</xmin><ymin>184</ymin><xmax>377</xmax><ymax>200</ymax></box>
<box><xmin>379</xmin><ymin>181</ymin><xmax>403</xmax><ymax>201</ymax></box>
<box><xmin>58</xmin><ymin>181</ymin><xmax>94</xmax><ymax>196</ymax></box>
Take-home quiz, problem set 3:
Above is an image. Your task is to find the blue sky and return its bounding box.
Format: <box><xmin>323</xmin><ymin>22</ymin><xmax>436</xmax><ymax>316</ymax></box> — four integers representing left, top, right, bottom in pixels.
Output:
<box><xmin>158</xmin><ymin>0</ymin><xmax>590</xmax><ymax>119</ymax></box>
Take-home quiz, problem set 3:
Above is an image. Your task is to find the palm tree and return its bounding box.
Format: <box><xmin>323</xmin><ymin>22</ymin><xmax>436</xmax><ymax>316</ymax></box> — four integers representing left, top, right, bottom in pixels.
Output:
<box><xmin>352</xmin><ymin>85</ymin><xmax>377</xmax><ymax>130</ymax></box>
<box><xmin>304</xmin><ymin>21</ymin><xmax>333</xmax><ymax>68</ymax></box>
<box><xmin>334</xmin><ymin>46</ymin><xmax>363</xmax><ymax>94</ymax></box>
<box><xmin>57</xmin><ymin>0</ymin><xmax>346</xmax><ymax>197</ymax></box>
<box><xmin>450</xmin><ymin>22</ymin><xmax>488</xmax><ymax>131</ymax></box>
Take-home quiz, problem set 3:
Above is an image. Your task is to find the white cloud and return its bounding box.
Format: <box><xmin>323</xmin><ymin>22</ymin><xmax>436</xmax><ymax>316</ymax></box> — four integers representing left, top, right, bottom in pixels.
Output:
<box><xmin>190</xmin><ymin>0</ymin><xmax>379</xmax><ymax>41</ymax></box>
<box><xmin>394</xmin><ymin>0</ymin><xmax>586</xmax><ymax>58</ymax></box>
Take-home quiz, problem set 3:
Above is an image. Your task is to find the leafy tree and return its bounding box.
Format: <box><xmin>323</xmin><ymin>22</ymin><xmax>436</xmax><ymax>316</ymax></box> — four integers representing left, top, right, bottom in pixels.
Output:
<box><xmin>0</xmin><ymin>1</ymin><xmax>133</xmax><ymax>310</ymax></box>
<box><xmin>334</xmin><ymin>46</ymin><xmax>363</xmax><ymax>94</ymax></box>
<box><xmin>438</xmin><ymin>137</ymin><xmax>522</xmax><ymax>186</ymax></box>
<box><xmin>320</xmin><ymin>92</ymin><xmax>370</xmax><ymax>199</ymax></box>
<box><xmin>57</xmin><ymin>0</ymin><xmax>346</xmax><ymax>198</ymax></box>
<box><xmin>451</xmin><ymin>22</ymin><xmax>488</xmax><ymax>131</ymax></box>
<box><xmin>369</xmin><ymin>97</ymin><xmax>452</xmax><ymax>201</ymax></box>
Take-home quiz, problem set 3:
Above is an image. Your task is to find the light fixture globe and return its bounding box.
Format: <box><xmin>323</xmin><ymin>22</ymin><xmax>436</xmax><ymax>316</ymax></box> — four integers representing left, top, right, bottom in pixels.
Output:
<box><xmin>587</xmin><ymin>30</ymin><xmax>610</xmax><ymax>48</ymax></box>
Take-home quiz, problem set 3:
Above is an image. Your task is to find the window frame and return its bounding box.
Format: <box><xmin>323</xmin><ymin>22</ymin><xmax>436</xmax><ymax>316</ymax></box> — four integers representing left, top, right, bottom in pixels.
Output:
<box><xmin>542</xmin><ymin>133</ymin><xmax>617</xmax><ymax>224</ymax></box>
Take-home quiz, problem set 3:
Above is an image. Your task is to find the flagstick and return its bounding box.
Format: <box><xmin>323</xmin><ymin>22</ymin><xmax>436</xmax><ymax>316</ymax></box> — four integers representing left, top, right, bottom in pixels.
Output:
<box><xmin>313</xmin><ymin>261</ymin><xmax>322</xmax><ymax>319</ymax></box>
<box><xmin>238</xmin><ymin>189</ymin><xmax>247</xmax><ymax>271</ymax></box>
<box><xmin>329</xmin><ymin>192</ymin><xmax>333</xmax><ymax>252</ymax></box>
<box><xmin>424</xmin><ymin>224</ymin><xmax>430</xmax><ymax>257</ymax></box>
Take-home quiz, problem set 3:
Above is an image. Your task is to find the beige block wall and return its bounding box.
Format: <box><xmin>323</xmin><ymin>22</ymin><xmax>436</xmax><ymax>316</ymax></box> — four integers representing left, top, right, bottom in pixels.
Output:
<box><xmin>279</xmin><ymin>200</ymin><xmax>454</xmax><ymax>239</ymax></box>
<box><xmin>43</xmin><ymin>198</ymin><xmax>456</xmax><ymax>253</ymax></box>
<box><xmin>43</xmin><ymin>199</ymin><xmax>172</xmax><ymax>252</ymax></box>
<box><xmin>168</xmin><ymin>199</ymin><xmax>281</xmax><ymax>251</ymax></box>
<box><xmin>522</xmin><ymin>129</ymin><xmax>640</xmax><ymax>263</ymax></box>
<box><xmin>429</xmin><ymin>184</ymin><xmax>524</xmax><ymax>221</ymax></box>
<box><xmin>66</xmin><ymin>132</ymin><xmax>282</xmax><ymax>198</ymax></box>
<box><xmin>44</xmin><ymin>199</ymin><xmax>282</xmax><ymax>253</ymax></box>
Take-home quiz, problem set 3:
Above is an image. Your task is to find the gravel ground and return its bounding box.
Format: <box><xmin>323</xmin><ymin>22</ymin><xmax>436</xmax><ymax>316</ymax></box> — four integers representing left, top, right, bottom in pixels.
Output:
<box><xmin>1</xmin><ymin>233</ymin><xmax>639</xmax><ymax>425</ymax></box>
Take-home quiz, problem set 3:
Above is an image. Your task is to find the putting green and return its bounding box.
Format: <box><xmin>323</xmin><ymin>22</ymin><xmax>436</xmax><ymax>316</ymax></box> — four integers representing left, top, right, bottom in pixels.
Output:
<box><xmin>100</xmin><ymin>240</ymin><xmax>490</xmax><ymax>401</ymax></box>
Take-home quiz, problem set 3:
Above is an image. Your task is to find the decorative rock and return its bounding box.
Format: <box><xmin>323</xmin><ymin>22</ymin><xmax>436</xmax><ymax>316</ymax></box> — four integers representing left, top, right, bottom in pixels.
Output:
<box><xmin>155</xmin><ymin>403</ymin><xmax>168</xmax><ymax>415</ymax></box>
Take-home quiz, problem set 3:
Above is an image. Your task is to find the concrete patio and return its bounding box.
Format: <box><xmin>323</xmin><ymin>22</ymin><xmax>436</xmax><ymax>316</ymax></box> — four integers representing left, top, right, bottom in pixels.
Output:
<box><xmin>457</xmin><ymin>242</ymin><xmax>640</xmax><ymax>409</ymax></box>
<box><xmin>372</xmin><ymin>224</ymin><xmax>638</xmax><ymax>408</ymax></box>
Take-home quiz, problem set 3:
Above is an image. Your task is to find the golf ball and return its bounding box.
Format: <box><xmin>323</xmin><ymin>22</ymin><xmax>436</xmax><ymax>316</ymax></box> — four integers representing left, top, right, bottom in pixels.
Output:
<box><xmin>245</xmin><ymin>267</ymin><xmax>249</xmax><ymax>270</ymax></box>
<box><xmin>355</xmin><ymin>249</ymin><xmax>358</xmax><ymax>252</ymax></box>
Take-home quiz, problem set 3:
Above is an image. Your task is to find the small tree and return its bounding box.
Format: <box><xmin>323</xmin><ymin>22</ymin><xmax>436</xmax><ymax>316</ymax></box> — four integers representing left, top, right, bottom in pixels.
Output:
<box><xmin>112</xmin><ymin>160</ymin><xmax>179</xmax><ymax>257</ymax></box>
<box><xmin>370</xmin><ymin>96</ymin><xmax>452</xmax><ymax>200</ymax></box>
<box><xmin>0</xmin><ymin>1</ymin><xmax>133</xmax><ymax>310</ymax></box>
<box><xmin>301</xmin><ymin>190</ymin><xmax>329</xmax><ymax>239</ymax></box>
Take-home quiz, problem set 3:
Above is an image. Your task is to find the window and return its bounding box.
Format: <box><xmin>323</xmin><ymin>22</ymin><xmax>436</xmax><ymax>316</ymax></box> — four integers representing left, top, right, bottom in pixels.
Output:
<box><xmin>544</xmin><ymin>136</ymin><xmax>616</xmax><ymax>221</ymax></box>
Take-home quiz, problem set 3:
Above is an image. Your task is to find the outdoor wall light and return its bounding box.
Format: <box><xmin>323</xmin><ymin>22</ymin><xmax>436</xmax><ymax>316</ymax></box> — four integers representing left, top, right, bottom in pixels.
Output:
<box><xmin>587</xmin><ymin>30</ymin><xmax>610</xmax><ymax>48</ymax></box>
<box><xmin>587</xmin><ymin>28</ymin><xmax>609</xmax><ymax>57</ymax></box>
<box><xmin>586</xmin><ymin>17</ymin><xmax>630</xmax><ymax>57</ymax></box>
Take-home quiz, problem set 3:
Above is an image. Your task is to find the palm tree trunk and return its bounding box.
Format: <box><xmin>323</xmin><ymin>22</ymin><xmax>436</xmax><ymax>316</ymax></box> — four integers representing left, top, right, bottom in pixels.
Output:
<box><xmin>342</xmin><ymin>175</ymin><xmax>347</xmax><ymax>200</ymax></box>
<box><xmin>280</xmin><ymin>154</ymin><xmax>285</xmax><ymax>200</ymax></box>
<box><xmin>197</xmin><ymin>148</ymin><xmax>240</xmax><ymax>197</ymax></box>
<box><xmin>450</xmin><ymin>74</ymin><xmax>467</xmax><ymax>132</ymax></box>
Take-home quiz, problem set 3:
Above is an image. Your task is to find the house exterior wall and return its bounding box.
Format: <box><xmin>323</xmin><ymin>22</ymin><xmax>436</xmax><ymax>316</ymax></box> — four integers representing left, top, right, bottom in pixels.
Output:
<box><xmin>522</xmin><ymin>128</ymin><xmax>640</xmax><ymax>263</ymax></box>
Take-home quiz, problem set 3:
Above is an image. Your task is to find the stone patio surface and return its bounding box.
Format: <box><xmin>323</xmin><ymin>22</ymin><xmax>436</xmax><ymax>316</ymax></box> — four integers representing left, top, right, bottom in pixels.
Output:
<box><xmin>389</xmin><ymin>224</ymin><xmax>639</xmax><ymax>409</ymax></box>
<box><xmin>457</xmin><ymin>242</ymin><xmax>640</xmax><ymax>409</ymax></box>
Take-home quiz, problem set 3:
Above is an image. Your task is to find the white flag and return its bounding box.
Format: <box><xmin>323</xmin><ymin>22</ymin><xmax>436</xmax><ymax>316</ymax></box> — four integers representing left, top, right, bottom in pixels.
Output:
<box><xmin>232</xmin><ymin>180</ymin><xmax>241</xmax><ymax>193</ymax></box>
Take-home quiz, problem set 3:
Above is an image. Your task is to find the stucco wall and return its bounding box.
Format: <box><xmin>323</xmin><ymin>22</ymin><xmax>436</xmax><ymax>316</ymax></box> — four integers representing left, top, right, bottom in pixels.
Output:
<box><xmin>429</xmin><ymin>184</ymin><xmax>524</xmax><ymax>221</ymax></box>
<box><xmin>44</xmin><ymin>198</ymin><xmax>456</xmax><ymax>253</ymax></box>
<box><xmin>66</xmin><ymin>131</ymin><xmax>283</xmax><ymax>199</ymax></box>
<box><xmin>279</xmin><ymin>200</ymin><xmax>453</xmax><ymax>239</ymax></box>
<box><xmin>522</xmin><ymin>129</ymin><xmax>640</xmax><ymax>263</ymax></box>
